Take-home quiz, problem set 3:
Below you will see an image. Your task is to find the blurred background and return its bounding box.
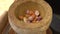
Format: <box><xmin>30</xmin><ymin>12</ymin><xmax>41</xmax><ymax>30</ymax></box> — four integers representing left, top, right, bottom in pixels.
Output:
<box><xmin>45</xmin><ymin>0</ymin><xmax>60</xmax><ymax>34</ymax></box>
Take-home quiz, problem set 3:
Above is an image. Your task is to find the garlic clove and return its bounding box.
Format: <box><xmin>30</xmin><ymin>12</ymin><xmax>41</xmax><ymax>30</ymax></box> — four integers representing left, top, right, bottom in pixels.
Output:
<box><xmin>35</xmin><ymin>10</ymin><xmax>40</xmax><ymax>16</ymax></box>
<box><xmin>23</xmin><ymin>17</ymin><xmax>27</xmax><ymax>23</ymax></box>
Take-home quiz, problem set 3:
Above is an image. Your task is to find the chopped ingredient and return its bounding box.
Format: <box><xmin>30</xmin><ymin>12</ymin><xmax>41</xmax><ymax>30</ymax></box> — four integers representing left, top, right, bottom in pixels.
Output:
<box><xmin>19</xmin><ymin>10</ymin><xmax>42</xmax><ymax>23</ymax></box>
<box><xmin>26</xmin><ymin>10</ymin><xmax>30</xmax><ymax>14</ymax></box>
<box><xmin>29</xmin><ymin>10</ymin><xmax>34</xmax><ymax>15</ymax></box>
<box><xmin>36</xmin><ymin>16</ymin><xmax>42</xmax><ymax>21</ymax></box>
<box><xmin>35</xmin><ymin>10</ymin><xmax>40</xmax><ymax>16</ymax></box>
<box><xmin>23</xmin><ymin>17</ymin><xmax>27</xmax><ymax>23</ymax></box>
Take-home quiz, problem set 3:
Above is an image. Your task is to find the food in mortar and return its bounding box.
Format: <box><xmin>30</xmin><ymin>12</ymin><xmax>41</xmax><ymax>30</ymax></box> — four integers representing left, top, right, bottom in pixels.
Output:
<box><xmin>19</xmin><ymin>10</ymin><xmax>42</xmax><ymax>23</ymax></box>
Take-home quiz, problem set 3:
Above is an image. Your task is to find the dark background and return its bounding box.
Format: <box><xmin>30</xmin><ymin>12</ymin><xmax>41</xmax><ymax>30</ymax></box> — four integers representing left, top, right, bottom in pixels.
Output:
<box><xmin>45</xmin><ymin>0</ymin><xmax>60</xmax><ymax>15</ymax></box>
<box><xmin>45</xmin><ymin>0</ymin><xmax>60</xmax><ymax>34</ymax></box>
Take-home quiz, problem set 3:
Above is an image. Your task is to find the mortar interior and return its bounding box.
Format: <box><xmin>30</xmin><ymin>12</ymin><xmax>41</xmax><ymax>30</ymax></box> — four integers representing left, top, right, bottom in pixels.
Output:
<box><xmin>15</xmin><ymin>1</ymin><xmax>45</xmax><ymax>23</ymax></box>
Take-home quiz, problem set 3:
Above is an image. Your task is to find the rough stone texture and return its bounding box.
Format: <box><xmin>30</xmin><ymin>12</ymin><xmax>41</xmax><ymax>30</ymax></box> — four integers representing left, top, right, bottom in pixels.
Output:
<box><xmin>8</xmin><ymin>0</ymin><xmax>52</xmax><ymax>34</ymax></box>
<box><xmin>9</xmin><ymin>28</ymin><xmax>52</xmax><ymax>34</ymax></box>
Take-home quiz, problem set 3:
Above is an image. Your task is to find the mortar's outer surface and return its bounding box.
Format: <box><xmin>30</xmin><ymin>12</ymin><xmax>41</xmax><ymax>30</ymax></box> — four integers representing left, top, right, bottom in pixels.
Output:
<box><xmin>8</xmin><ymin>0</ymin><xmax>52</xmax><ymax>34</ymax></box>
